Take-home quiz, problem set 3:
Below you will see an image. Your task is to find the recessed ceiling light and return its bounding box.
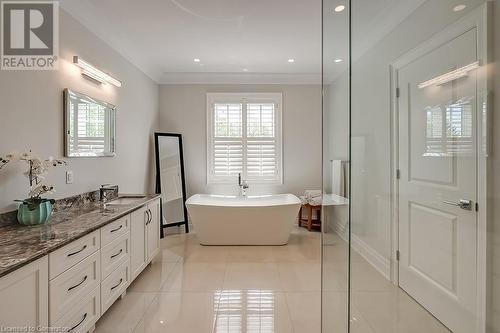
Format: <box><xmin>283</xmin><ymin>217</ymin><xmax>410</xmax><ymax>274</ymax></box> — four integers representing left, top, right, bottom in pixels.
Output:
<box><xmin>334</xmin><ymin>5</ymin><xmax>345</xmax><ymax>12</ymax></box>
<box><xmin>242</xmin><ymin>68</ymin><xmax>249</xmax><ymax>72</ymax></box>
<box><xmin>453</xmin><ymin>4</ymin><xmax>466</xmax><ymax>12</ymax></box>
<box><xmin>334</xmin><ymin>59</ymin><xmax>343</xmax><ymax>63</ymax></box>
<box><xmin>193</xmin><ymin>58</ymin><xmax>201</xmax><ymax>62</ymax></box>
<box><xmin>288</xmin><ymin>58</ymin><xmax>295</xmax><ymax>63</ymax></box>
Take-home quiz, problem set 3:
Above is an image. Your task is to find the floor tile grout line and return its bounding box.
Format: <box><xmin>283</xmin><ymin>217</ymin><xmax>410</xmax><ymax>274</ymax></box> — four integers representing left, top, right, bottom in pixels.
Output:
<box><xmin>276</xmin><ymin>264</ymin><xmax>297</xmax><ymax>333</ymax></box>
<box><xmin>350</xmin><ymin>303</ymin><xmax>378</xmax><ymax>333</ymax></box>
<box><xmin>128</xmin><ymin>291</ymin><xmax>160</xmax><ymax>333</ymax></box>
<box><xmin>127</xmin><ymin>237</ymin><xmax>184</xmax><ymax>333</ymax></box>
<box><xmin>212</xmin><ymin>258</ymin><xmax>229</xmax><ymax>333</ymax></box>
<box><xmin>154</xmin><ymin>242</ymin><xmax>183</xmax><ymax>292</ymax></box>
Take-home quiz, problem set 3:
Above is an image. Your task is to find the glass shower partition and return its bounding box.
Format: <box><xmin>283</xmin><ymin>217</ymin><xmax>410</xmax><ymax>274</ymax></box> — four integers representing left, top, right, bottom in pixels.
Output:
<box><xmin>322</xmin><ymin>0</ymin><xmax>500</xmax><ymax>333</ymax></box>
<box><xmin>322</xmin><ymin>0</ymin><xmax>498</xmax><ymax>332</ymax></box>
<box><xmin>321</xmin><ymin>0</ymin><xmax>350</xmax><ymax>331</ymax></box>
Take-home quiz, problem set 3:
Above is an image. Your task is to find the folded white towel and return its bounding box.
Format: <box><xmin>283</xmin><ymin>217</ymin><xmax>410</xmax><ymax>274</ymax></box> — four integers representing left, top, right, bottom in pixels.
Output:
<box><xmin>304</xmin><ymin>189</ymin><xmax>322</xmax><ymax>198</ymax></box>
<box><xmin>300</xmin><ymin>189</ymin><xmax>322</xmax><ymax>206</ymax></box>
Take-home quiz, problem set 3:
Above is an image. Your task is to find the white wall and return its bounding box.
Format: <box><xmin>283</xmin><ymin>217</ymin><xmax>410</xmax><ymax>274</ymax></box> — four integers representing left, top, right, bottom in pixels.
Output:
<box><xmin>159</xmin><ymin>84</ymin><xmax>322</xmax><ymax>197</ymax></box>
<box><xmin>0</xmin><ymin>10</ymin><xmax>159</xmax><ymax>212</ymax></box>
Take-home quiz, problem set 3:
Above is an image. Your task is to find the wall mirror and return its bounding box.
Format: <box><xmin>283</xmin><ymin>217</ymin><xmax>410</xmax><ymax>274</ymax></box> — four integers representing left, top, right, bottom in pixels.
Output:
<box><xmin>154</xmin><ymin>133</ymin><xmax>189</xmax><ymax>234</ymax></box>
<box><xmin>64</xmin><ymin>89</ymin><xmax>116</xmax><ymax>157</ymax></box>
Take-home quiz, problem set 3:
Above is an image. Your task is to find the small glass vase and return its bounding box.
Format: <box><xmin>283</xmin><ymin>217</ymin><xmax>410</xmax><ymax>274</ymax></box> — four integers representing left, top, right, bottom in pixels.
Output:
<box><xmin>17</xmin><ymin>200</ymin><xmax>53</xmax><ymax>226</ymax></box>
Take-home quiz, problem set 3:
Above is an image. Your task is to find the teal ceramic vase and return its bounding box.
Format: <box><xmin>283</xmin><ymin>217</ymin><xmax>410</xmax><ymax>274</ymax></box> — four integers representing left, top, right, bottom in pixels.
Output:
<box><xmin>17</xmin><ymin>200</ymin><xmax>53</xmax><ymax>226</ymax></box>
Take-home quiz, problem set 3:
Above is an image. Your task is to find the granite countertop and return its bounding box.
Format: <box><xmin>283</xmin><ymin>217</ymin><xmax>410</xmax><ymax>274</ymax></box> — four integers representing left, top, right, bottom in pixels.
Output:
<box><xmin>0</xmin><ymin>194</ymin><xmax>160</xmax><ymax>278</ymax></box>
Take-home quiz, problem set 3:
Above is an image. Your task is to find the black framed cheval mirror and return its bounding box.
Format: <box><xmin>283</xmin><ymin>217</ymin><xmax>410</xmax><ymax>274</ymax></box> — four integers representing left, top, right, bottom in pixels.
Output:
<box><xmin>154</xmin><ymin>133</ymin><xmax>189</xmax><ymax>237</ymax></box>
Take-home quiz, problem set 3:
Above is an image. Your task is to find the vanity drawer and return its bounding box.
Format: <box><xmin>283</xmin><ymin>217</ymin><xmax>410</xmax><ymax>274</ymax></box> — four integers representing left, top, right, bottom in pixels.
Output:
<box><xmin>49</xmin><ymin>251</ymin><xmax>101</xmax><ymax>324</ymax></box>
<box><xmin>52</xmin><ymin>285</ymin><xmax>100</xmax><ymax>333</ymax></box>
<box><xmin>101</xmin><ymin>260</ymin><xmax>130</xmax><ymax>314</ymax></box>
<box><xmin>101</xmin><ymin>215</ymin><xmax>129</xmax><ymax>247</ymax></box>
<box><xmin>49</xmin><ymin>230</ymin><xmax>100</xmax><ymax>279</ymax></box>
<box><xmin>101</xmin><ymin>232</ymin><xmax>130</xmax><ymax>280</ymax></box>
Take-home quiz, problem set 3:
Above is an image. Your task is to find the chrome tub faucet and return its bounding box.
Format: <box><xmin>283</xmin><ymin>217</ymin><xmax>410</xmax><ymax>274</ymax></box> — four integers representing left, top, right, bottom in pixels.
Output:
<box><xmin>238</xmin><ymin>173</ymin><xmax>249</xmax><ymax>197</ymax></box>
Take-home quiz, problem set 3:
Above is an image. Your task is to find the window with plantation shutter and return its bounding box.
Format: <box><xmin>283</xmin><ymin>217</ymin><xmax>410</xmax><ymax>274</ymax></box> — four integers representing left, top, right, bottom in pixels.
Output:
<box><xmin>207</xmin><ymin>93</ymin><xmax>282</xmax><ymax>184</ymax></box>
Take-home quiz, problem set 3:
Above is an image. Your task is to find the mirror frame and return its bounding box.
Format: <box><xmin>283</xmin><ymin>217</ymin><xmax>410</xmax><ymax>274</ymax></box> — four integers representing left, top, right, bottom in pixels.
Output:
<box><xmin>154</xmin><ymin>132</ymin><xmax>189</xmax><ymax>235</ymax></box>
<box><xmin>63</xmin><ymin>88</ymin><xmax>116</xmax><ymax>158</ymax></box>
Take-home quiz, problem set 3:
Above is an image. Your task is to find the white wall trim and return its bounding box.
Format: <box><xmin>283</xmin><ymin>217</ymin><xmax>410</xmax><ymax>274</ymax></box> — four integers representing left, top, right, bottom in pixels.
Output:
<box><xmin>159</xmin><ymin>72</ymin><xmax>321</xmax><ymax>85</ymax></box>
<box><xmin>331</xmin><ymin>222</ymin><xmax>391</xmax><ymax>280</ymax></box>
<box><xmin>390</xmin><ymin>5</ymin><xmax>490</xmax><ymax>332</ymax></box>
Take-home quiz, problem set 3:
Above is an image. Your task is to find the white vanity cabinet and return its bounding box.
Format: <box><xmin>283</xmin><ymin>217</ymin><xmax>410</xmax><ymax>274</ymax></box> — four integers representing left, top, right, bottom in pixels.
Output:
<box><xmin>130</xmin><ymin>198</ymin><xmax>161</xmax><ymax>280</ymax></box>
<box><xmin>0</xmin><ymin>197</ymin><xmax>161</xmax><ymax>331</ymax></box>
<box><xmin>0</xmin><ymin>256</ymin><xmax>49</xmax><ymax>329</ymax></box>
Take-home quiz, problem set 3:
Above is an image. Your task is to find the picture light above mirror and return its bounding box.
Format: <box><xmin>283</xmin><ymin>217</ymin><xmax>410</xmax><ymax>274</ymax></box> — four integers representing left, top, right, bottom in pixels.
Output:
<box><xmin>73</xmin><ymin>56</ymin><xmax>122</xmax><ymax>87</ymax></box>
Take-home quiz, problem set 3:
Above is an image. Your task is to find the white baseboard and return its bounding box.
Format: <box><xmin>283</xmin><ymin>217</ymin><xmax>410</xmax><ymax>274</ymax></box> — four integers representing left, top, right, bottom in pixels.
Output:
<box><xmin>330</xmin><ymin>222</ymin><xmax>391</xmax><ymax>280</ymax></box>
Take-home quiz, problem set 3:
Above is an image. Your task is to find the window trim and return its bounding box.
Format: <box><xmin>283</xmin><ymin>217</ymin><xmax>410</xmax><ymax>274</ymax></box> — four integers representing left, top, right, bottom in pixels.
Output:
<box><xmin>206</xmin><ymin>92</ymin><xmax>283</xmax><ymax>185</ymax></box>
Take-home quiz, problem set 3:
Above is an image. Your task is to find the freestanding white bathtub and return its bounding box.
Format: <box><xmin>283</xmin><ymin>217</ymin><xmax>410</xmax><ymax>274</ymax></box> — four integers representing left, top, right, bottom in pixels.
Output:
<box><xmin>186</xmin><ymin>194</ymin><xmax>301</xmax><ymax>245</ymax></box>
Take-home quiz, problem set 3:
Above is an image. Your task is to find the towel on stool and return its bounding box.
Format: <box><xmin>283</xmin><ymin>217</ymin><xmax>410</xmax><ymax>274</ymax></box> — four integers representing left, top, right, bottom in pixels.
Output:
<box><xmin>299</xmin><ymin>189</ymin><xmax>322</xmax><ymax>220</ymax></box>
<box><xmin>300</xmin><ymin>189</ymin><xmax>322</xmax><ymax>205</ymax></box>
<box><xmin>304</xmin><ymin>190</ymin><xmax>322</xmax><ymax>198</ymax></box>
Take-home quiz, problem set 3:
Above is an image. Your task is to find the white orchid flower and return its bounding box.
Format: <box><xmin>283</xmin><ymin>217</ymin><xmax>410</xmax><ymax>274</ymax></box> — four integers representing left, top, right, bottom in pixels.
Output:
<box><xmin>2</xmin><ymin>151</ymin><xmax>67</xmax><ymax>201</ymax></box>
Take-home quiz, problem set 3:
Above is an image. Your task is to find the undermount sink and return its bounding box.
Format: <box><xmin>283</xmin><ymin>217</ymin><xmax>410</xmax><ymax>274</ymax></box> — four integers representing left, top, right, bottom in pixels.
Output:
<box><xmin>106</xmin><ymin>195</ymin><xmax>146</xmax><ymax>205</ymax></box>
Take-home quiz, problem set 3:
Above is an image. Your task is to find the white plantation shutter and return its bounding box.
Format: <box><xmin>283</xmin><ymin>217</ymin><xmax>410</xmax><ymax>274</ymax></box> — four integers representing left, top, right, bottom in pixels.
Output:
<box><xmin>207</xmin><ymin>94</ymin><xmax>282</xmax><ymax>184</ymax></box>
<box><xmin>212</xmin><ymin>103</ymin><xmax>244</xmax><ymax>178</ymax></box>
<box><xmin>246</xmin><ymin>103</ymin><xmax>278</xmax><ymax>180</ymax></box>
<box><xmin>213</xmin><ymin>139</ymin><xmax>243</xmax><ymax>176</ymax></box>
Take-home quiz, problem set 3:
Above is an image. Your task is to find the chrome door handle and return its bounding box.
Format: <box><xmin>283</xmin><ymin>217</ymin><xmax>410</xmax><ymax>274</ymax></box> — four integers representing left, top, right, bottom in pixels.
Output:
<box><xmin>443</xmin><ymin>199</ymin><xmax>473</xmax><ymax>211</ymax></box>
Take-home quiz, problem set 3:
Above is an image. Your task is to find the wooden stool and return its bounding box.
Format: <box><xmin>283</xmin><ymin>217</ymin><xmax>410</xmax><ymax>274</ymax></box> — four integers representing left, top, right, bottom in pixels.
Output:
<box><xmin>299</xmin><ymin>204</ymin><xmax>321</xmax><ymax>231</ymax></box>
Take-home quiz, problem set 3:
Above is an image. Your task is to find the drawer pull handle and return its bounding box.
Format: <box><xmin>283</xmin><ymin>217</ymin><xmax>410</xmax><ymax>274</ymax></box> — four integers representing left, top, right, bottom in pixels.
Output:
<box><xmin>145</xmin><ymin>210</ymin><xmax>151</xmax><ymax>225</ymax></box>
<box><xmin>110</xmin><ymin>225</ymin><xmax>123</xmax><ymax>233</ymax></box>
<box><xmin>110</xmin><ymin>249</ymin><xmax>123</xmax><ymax>259</ymax></box>
<box><xmin>68</xmin><ymin>275</ymin><xmax>88</xmax><ymax>292</ymax></box>
<box><xmin>67</xmin><ymin>245</ymin><xmax>87</xmax><ymax>257</ymax></box>
<box><xmin>111</xmin><ymin>278</ymin><xmax>123</xmax><ymax>291</ymax></box>
<box><xmin>68</xmin><ymin>312</ymin><xmax>87</xmax><ymax>332</ymax></box>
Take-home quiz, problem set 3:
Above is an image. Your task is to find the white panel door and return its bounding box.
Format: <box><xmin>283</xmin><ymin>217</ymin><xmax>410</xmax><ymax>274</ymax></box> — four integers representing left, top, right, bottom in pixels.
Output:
<box><xmin>398</xmin><ymin>28</ymin><xmax>478</xmax><ymax>333</ymax></box>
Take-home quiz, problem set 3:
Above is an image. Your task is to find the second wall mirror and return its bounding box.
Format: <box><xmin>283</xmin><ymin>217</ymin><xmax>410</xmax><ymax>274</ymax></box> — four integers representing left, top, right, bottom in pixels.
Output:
<box><xmin>64</xmin><ymin>89</ymin><xmax>116</xmax><ymax>157</ymax></box>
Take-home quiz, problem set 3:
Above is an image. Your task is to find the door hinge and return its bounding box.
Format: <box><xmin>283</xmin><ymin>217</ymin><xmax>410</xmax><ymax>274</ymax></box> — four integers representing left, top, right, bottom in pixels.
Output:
<box><xmin>396</xmin><ymin>250</ymin><xmax>400</xmax><ymax>261</ymax></box>
<box><xmin>396</xmin><ymin>169</ymin><xmax>401</xmax><ymax>179</ymax></box>
<box><xmin>396</xmin><ymin>87</ymin><xmax>400</xmax><ymax>98</ymax></box>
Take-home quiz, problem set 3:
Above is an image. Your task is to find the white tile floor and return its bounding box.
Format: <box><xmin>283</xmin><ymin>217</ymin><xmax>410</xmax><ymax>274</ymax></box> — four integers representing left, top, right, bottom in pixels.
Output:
<box><xmin>94</xmin><ymin>226</ymin><xmax>450</xmax><ymax>333</ymax></box>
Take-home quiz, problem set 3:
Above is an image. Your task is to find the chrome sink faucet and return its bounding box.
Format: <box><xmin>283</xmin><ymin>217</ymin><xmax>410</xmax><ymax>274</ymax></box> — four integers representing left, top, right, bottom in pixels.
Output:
<box><xmin>100</xmin><ymin>184</ymin><xmax>118</xmax><ymax>202</ymax></box>
<box><xmin>238</xmin><ymin>173</ymin><xmax>249</xmax><ymax>197</ymax></box>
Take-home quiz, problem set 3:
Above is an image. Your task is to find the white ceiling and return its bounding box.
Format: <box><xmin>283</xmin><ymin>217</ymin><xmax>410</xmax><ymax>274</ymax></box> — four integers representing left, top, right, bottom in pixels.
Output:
<box><xmin>61</xmin><ymin>0</ymin><xmax>322</xmax><ymax>84</ymax></box>
<box><xmin>61</xmin><ymin>0</ymin><xmax>427</xmax><ymax>84</ymax></box>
